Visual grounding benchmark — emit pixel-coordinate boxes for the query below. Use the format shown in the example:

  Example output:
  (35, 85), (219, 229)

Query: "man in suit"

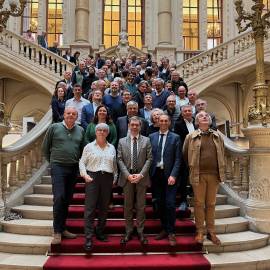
(37, 31), (48, 49)
(81, 89), (103, 130)
(139, 94), (153, 126)
(117, 116), (152, 245)
(149, 113), (182, 246)
(116, 101), (149, 140)
(174, 105), (196, 211)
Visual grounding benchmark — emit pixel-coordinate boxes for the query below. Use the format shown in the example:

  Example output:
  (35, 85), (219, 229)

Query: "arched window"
(22, 0), (39, 38)
(127, 0), (144, 48)
(207, 0), (222, 49)
(103, 0), (120, 48)
(183, 0), (199, 50)
(47, 0), (63, 47)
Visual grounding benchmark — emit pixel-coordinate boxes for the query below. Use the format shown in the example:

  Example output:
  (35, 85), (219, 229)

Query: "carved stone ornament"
(116, 31), (130, 58)
(249, 177), (270, 201)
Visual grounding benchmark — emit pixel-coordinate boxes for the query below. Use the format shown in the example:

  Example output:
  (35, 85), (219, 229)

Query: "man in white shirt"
(65, 84), (90, 125)
(117, 116), (152, 245)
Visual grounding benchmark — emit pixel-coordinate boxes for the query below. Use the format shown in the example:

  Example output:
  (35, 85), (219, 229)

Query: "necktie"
(132, 137), (138, 173)
(157, 134), (164, 163)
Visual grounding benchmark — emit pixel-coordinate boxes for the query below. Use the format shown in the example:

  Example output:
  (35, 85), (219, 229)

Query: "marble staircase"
(0, 172), (269, 270)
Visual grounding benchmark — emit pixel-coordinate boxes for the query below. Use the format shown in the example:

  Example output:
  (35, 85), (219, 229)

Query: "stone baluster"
(1, 162), (9, 194)
(225, 153), (233, 186)
(8, 158), (18, 191)
(31, 144), (38, 170)
(25, 151), (32, 178)
(18, 155), (26, 183)
(36, 141), (43, 167)
(233, 156), (241, 190)
(241, 156), (249, 191)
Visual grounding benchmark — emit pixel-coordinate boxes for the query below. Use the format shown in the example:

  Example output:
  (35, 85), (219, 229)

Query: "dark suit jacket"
(96, 58), (105, 69)
(37, 35), (47, 49)
(81, 103), (95, 130)
(149, 131), (182, 181)
(174, 118), (196, 144)
(116, 116), (149, 140)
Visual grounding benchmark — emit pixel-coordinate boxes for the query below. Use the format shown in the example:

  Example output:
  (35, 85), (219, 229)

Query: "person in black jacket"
(51, 86), (66, 123)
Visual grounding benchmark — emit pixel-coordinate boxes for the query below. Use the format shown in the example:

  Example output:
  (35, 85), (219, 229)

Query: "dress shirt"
(184, 119), (195, 134)
(79, 140), (117, 177)
(143, 107), (152, 125)
(65, 96), (90, 124)
(130, 135), (139, 170)
(92, 102), (100, 115)
(156, 130), (169, 168)
(175, 96), (189, 107)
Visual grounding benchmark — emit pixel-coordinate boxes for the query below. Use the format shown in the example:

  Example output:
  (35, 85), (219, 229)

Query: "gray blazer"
(117, 135), (152, 187)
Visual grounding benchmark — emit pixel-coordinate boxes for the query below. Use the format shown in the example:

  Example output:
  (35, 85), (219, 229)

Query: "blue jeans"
(51, 163), (78, 233)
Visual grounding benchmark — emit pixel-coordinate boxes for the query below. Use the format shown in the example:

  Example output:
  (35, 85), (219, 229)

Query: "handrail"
(2, 110), (52, 153)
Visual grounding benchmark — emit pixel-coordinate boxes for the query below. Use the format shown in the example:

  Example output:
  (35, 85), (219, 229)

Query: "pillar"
(158, 0), (172, 45)
(75, 0), (89, 42)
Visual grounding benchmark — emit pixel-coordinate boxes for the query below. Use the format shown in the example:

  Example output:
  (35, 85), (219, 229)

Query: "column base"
(155, 45), (176, 64)
(246, 200), (270, 233)
(70, 42), (93, 59)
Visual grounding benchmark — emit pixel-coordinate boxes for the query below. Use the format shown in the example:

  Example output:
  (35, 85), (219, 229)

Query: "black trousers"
(84, 171), (113, 238)
(152, 168), (177, 234)
(51, 163), (78, 233)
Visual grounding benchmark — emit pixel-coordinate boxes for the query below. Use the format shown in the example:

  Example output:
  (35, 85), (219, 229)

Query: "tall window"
(127, 0), (144, 48)
(207, 0), (222, 49)
(22, 0), (39, 38)
(263, 0), (270, 12)
(183, 0), (199, 50)
(103, 0), (120, 48)
(47, 0), (63, 47)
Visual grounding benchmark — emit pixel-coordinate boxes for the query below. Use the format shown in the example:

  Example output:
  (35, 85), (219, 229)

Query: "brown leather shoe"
(195, 232), (204, 244)
(62, 230), (77, 239)
(207, 232), (221, 245)
(155, 230), (168, 240)
(51, 233), (61, 245)
(168, 234), (176, 246)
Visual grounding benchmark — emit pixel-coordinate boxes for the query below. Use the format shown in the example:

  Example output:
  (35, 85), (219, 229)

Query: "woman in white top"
(79, 123), (117, 252)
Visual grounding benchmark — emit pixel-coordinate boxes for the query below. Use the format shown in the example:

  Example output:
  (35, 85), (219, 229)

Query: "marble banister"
(0, 29), (74, 76)
(176, 31), (256, 82)
(220, 131), (250, 198)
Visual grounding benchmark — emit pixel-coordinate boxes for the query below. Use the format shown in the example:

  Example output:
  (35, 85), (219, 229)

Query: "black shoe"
(138, 233), (148, 245)
(96, 232), (108, 242)
(84, 238), (92, 252)
(120, 233), (132, 244)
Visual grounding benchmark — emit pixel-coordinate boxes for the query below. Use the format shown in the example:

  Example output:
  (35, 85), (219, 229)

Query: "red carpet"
(43, 178), (211, 270)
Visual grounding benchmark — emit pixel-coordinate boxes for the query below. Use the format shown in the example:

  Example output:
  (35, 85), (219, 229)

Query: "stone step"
(24, 193), (227, 206)
(41, 175), (51, 184)
(33, 184), (52, 195)
(0, 252), (46, 270)
(12, 204), (239, 220)
(206, 245), (270, 269)
(1, 216), (248, 236)
(0, 232), (51, 255)
(203, 231), (269, 253)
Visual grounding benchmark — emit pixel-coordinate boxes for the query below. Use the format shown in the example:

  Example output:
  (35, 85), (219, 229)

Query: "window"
(263, 0), (270, 12)
(22, 0), (39, 38)
(103, 0), (120, 48)
(47, 0), (63, 47)
(127, 0), (144, 48)
(207, 0), (222, 49)
(183, 0), (199, 50)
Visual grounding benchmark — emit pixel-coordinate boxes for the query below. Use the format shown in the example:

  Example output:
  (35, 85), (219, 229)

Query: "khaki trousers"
(192, 174), (219, 234)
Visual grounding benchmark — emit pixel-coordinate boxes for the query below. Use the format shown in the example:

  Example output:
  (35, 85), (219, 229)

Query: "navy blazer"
(81, 103), (94, 130)
(149, 131), (182, 181)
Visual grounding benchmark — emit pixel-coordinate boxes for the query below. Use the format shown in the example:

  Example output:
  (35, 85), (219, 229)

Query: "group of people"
(42, 53), (225, 252)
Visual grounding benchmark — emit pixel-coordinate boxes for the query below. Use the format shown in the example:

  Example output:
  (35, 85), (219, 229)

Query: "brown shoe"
(51, 233), (61, 245)
(168, 234), (176, 246)
(155, 230), (168, 240)
(62, 230), (77, 239)
(195, 232), (204, 244)
(207, 232), (221, 245)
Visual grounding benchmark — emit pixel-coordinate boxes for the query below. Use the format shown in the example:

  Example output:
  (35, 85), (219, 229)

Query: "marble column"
(75, 0), (89, 42)
(242, 125), (270, 233)
(156, 0), (175, 64)
(158, 0), (172, 45)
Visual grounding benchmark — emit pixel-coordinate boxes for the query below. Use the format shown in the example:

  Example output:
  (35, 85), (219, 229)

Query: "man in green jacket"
(42, 106), (84, 245)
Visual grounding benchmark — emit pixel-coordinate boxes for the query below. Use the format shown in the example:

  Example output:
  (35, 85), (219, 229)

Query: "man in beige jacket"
(183, 111), (225, 245)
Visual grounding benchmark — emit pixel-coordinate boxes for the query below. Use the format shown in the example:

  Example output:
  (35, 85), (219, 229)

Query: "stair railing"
(0, 29), (74, 76)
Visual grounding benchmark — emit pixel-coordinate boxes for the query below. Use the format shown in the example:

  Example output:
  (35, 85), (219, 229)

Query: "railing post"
(25, 151), (32, 178)
(225, 153), (233, 186)
(233, 156), (242, 190)
(18, 155), (26, 184)
(8, 158), (18, 191)
(241, 156), (249, 191)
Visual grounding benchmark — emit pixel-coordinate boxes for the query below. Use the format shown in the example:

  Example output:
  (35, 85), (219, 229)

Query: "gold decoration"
(0, 0), (26, 32)
(235, 0), (270, 126)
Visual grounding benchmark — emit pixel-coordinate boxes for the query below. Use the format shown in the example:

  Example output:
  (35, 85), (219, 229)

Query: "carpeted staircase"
(44, 177), (211, 270)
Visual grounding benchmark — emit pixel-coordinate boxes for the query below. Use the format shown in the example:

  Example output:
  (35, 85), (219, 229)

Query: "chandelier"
(0, 0), (26, 32)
